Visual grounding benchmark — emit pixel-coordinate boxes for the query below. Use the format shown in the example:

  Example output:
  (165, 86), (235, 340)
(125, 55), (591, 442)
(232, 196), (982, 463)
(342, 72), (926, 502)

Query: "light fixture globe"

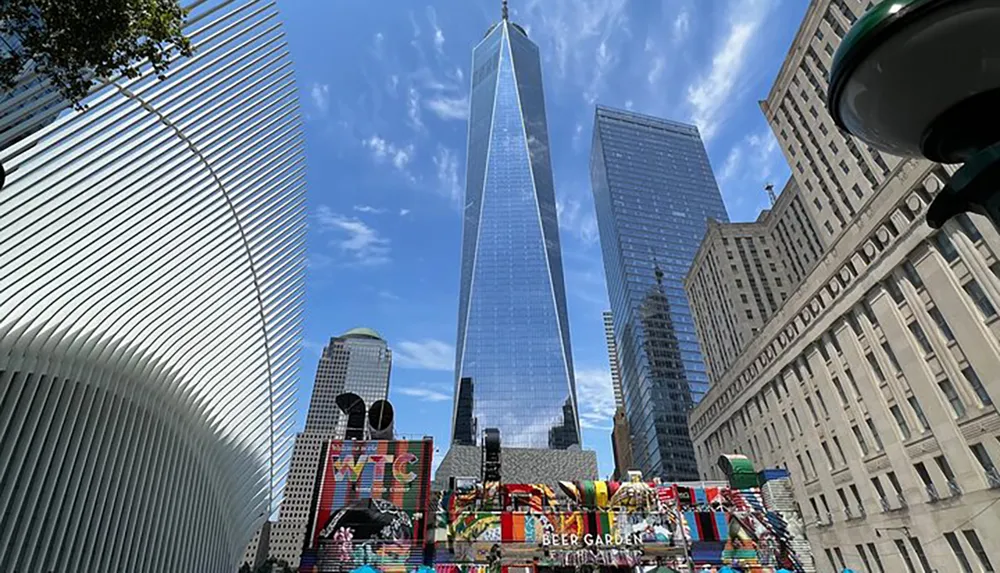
(827, 0), (1000, 163)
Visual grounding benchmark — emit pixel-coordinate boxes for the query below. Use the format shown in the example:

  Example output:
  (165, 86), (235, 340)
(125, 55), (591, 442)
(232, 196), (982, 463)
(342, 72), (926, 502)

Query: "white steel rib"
(0, 1), (304, 570)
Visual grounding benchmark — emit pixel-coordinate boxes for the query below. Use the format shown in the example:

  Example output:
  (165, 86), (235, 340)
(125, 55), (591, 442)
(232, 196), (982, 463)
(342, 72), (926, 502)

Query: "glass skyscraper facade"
(452, 13), (580, 449)
(590, 106), (729, 479)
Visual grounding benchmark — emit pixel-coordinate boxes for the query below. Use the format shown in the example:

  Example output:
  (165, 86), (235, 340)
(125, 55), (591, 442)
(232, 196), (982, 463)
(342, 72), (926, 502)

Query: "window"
(847, 311), (862, 334)
(956, 213), (983, 242)
(834, 547), (848, 569)
(909, 537), (933, 573)
(852, 424), (870, 455)
(867, 352), (886, 382)
(867, 542), (886, 573)
(833, 436), (847, 465)
(808, 496), (820, 517)
(850, 483), (864, 509)
(909, 321), (934, 354)
(825, 220), (834, 234)
(902, 260), (923, 288)
(890, 405), (912, 440)
(885, 279), (905, 303)
(895, 539), (917, 573)
(908, 396), (931, 432)
(882, 342), (903, 373)
(962, 530), (994, 572)
(871, 476), (888, 500)
(816, 390), (830, 417)
(745, 309), (753, 319)
(963, 280), (997, 318)
(845, 368), (861, 397)
(945, 532), (974, 573)
(933, 232), (959, 262)
(741, 293), (748, 304)
(961, 366), (992, 406)
(940, 380), (967, 417)
(928, 307), (955, 341)
(857, 544), (874, 573)
(866, 417), (884, 450)
(970, 443), (999, 481)
(935, 455), (957, 483)
(804, 397), (819, 424)
(783, 413), (794, 437)
(822, 441), (836, 468)
(824, 549), (837, 572)
(832, 377), (848, 405)
(806, 451), (818, 475)
(914, 461), (933, 486)
(797, 455), (809, 479)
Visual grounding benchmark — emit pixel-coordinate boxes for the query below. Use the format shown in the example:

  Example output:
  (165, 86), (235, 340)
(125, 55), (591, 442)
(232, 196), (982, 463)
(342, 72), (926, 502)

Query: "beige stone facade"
(688, 1), (1000, 572)
(686, 182), (826, 382)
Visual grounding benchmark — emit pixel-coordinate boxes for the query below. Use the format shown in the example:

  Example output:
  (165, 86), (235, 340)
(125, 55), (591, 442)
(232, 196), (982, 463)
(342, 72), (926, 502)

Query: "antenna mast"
(765, 183), (777, 205)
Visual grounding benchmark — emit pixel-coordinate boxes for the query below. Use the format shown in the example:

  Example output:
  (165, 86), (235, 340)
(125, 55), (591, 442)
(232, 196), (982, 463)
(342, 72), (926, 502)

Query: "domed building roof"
(341, 327), (383, 340)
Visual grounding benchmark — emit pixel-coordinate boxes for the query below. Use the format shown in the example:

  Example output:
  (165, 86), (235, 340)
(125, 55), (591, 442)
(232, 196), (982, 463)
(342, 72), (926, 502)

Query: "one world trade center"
(451, 2), (580, 449)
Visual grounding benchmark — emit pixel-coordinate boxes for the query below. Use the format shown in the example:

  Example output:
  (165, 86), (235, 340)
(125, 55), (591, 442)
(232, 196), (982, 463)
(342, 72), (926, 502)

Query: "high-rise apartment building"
(603, 310), (624, 407)
(687, 179), (827, 381)
(604, 309), (632, 479)
(0, 1), (304, 570)
(269, 329), (391, 567)
(590, 105), (728, 480)
(690, 1), (1000, 571)
(452, 6), (579, 449)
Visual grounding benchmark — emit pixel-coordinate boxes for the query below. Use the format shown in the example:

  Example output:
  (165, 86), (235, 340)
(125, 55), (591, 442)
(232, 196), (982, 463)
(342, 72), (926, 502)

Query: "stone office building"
(687, 1), (1000, 572)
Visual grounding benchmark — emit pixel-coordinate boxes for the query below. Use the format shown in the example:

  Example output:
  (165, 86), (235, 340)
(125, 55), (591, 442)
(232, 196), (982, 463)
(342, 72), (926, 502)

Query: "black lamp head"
(827, 0), (1000, 164)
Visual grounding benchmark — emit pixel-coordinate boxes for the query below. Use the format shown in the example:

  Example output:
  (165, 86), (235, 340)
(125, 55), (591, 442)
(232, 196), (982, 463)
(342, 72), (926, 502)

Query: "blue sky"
(278, 0), (808, 477)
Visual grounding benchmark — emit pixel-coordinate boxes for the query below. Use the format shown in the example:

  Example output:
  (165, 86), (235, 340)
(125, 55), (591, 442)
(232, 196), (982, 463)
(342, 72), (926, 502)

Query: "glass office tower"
(590, 106), (729, 479)
(452, 9), (580, 449)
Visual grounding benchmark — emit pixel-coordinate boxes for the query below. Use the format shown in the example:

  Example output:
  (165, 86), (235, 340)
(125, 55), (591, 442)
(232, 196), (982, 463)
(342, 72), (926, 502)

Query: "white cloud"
(720, 146), (742, 182)
(673, 10), (691, 43)
(647, 56), (665, 86)
(394, 339), (455, 371)
(363, 135), (415, 173)
(315, 206), (391, 266)
(407, 87), (423, 131)
(399, 208), (411, 216)
(556, 197), (599, 245)
(354, 205), (386, 214)
(625, 99), (634, 110)
(425, 6), (445, 53)
(397, 386), (451, 402)
(425, 96), (469, 121)
(374, 32), (385, 56)
(310, 83), (330, 114)
(686, 0), (776, 140)
(574, 367), (616, 430)
(584, 40), (616, 104)
(433, 145), (462, 204)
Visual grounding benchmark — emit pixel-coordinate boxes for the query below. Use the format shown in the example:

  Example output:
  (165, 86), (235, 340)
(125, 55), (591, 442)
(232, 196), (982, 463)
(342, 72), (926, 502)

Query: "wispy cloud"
(433, 145), (462, 204)
(426, 6), (445, 54)
(397, 385), (451, 402)
(362, 135), (416, 175)
(399, 208), (411, 216)
(310, 82), (330, 114)
(556, 197), (599, 245)
(673, 10), (691, 43)
(315, 206), (391, 266)
(354, 205), (386, 214)
(394, 339), (455, 371)
(574, 367), (616, 430)
(686, 0), (776, 140)
(407, 87), (424, 131)
(425, 96), (469, 121)
(717, 125), (785, 219)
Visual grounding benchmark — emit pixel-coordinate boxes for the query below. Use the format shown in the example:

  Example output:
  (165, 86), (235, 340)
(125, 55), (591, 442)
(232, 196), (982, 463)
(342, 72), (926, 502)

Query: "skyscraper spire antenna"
(502, 0), (509, 20)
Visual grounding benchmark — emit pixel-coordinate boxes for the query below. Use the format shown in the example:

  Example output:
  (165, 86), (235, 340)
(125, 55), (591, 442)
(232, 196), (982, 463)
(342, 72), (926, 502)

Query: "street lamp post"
(826, 0), (1000, 229)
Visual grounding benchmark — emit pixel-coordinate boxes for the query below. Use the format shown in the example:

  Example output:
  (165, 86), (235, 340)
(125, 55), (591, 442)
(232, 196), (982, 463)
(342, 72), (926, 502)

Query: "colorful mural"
(299, 439), (434, 573)
(431, 473), (809, 572)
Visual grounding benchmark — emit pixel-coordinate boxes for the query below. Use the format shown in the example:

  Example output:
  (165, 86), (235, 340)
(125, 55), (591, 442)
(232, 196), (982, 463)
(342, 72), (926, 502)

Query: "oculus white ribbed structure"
(0, 1), (304, 570)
